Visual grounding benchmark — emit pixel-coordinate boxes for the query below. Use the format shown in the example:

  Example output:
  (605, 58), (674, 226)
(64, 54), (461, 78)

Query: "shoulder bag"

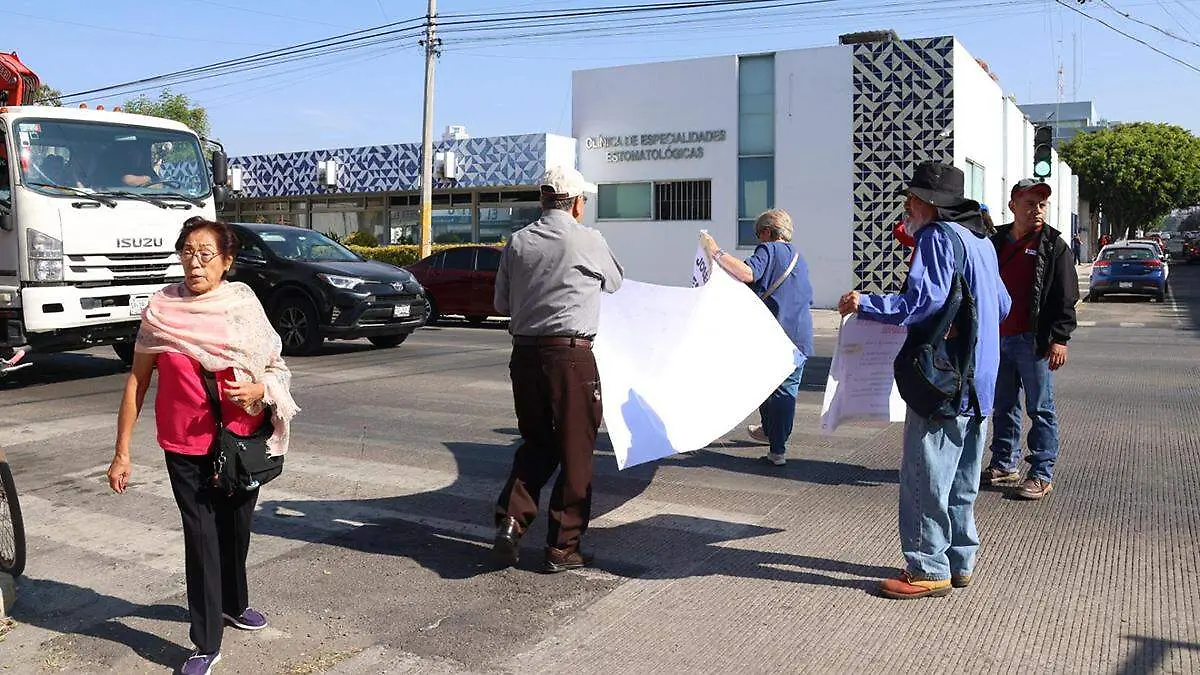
(200, 370), (284, 495)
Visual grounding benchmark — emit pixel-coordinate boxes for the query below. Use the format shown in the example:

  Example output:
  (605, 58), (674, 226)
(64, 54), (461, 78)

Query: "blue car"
(1090, 245), (1168, 302)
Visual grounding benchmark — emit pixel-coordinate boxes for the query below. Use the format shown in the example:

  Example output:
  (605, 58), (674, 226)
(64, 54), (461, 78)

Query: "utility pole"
(418, 0), (438, 258)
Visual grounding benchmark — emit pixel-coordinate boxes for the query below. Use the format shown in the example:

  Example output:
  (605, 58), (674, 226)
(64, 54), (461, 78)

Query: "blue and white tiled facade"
(851, 37), (956, 295)
(229, 133), (556, 198)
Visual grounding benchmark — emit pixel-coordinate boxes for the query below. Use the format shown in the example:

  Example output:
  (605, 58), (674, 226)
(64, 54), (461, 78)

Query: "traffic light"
(1033, 124), (1054, 179)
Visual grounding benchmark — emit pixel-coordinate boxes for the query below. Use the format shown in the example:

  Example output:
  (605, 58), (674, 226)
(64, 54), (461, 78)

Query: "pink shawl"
(135, 281), (299, 456)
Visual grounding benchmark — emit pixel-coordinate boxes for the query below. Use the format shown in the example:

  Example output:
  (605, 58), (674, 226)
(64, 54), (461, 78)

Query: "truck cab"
(0, 105), (220, 364)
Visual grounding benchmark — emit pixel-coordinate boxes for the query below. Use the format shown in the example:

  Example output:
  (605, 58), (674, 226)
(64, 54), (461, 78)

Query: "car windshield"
(14, 118), (209, 198)
(1102, 248), (1154, 261)
(257, 229), (362, 262)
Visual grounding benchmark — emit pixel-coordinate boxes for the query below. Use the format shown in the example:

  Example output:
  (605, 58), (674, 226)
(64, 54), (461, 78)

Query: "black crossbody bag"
(200, 371), (283, 495)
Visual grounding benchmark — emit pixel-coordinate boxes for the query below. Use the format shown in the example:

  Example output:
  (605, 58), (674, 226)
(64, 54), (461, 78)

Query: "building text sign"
(584, 130), (727, 163)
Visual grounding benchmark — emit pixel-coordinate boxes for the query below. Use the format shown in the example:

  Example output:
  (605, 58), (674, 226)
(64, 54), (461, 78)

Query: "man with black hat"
(838, 161), (1010, 599)
(980, 179), (1078, 501)
(491, 165), (623, 573)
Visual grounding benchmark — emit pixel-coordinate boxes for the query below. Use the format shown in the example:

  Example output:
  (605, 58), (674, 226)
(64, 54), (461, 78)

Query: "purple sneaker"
(181, 651), (221, 675)
(222, 607), (268, 631)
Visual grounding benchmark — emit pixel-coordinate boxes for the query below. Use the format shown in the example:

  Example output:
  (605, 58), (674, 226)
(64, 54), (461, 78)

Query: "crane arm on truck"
(0, 52), (41, 107)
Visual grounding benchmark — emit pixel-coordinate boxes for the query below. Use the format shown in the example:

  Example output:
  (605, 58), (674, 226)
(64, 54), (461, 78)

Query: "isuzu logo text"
(115, 238), (163, 248)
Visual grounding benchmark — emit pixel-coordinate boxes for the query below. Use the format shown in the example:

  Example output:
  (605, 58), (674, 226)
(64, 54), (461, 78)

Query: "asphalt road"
(0, 264), (1197, 674)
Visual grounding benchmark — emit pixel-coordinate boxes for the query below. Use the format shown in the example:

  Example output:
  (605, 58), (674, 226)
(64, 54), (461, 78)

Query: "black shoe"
(493, 516), (523, 567)
(542, 546), (593, 574)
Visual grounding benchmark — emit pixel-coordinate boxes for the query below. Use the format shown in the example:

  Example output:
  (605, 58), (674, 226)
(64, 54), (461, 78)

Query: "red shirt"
(155, 352), (266, 455)
(999, 229), (1041, 337)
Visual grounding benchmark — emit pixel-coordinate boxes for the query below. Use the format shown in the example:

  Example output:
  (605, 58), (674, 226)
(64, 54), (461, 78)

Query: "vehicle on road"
(1090, 245), (1168, 302)
(228, 223), (427, 355)
(405, 244), (504, 326)
(1, 52), (227, 368)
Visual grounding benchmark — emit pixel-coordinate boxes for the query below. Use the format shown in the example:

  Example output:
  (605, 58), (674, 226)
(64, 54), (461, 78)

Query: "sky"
(9, 0), (1200, 156)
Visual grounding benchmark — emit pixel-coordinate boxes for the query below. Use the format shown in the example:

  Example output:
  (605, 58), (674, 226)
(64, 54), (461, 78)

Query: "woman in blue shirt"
(701, 209), (814, 466)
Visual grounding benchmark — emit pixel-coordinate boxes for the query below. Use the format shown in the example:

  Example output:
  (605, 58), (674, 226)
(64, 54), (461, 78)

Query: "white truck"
(0, 104), (229, 368)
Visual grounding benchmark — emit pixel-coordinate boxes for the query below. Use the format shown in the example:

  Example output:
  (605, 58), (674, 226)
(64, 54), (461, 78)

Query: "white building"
(573, 34), (1077, 307)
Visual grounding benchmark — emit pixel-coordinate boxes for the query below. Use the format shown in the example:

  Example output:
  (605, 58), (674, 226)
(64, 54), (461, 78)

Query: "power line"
(1056, 0), (1200, 74)
(1, 7), (275, 47)
(1098, 0), (1200, 48)
(180, 0), (348, 29)
(55, 17), (427, 103)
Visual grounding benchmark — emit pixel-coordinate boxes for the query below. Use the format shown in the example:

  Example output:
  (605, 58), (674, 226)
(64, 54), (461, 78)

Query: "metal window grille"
(654, 180), (712, 221)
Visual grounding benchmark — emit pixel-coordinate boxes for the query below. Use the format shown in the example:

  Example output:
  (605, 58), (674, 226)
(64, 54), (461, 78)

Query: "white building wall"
(773, 46), (855, 308)
(952, 43), (1006, 215)
(573, 57), (739, 288)
(999, 96), (1029, 224)
(545, 134), (578, 173)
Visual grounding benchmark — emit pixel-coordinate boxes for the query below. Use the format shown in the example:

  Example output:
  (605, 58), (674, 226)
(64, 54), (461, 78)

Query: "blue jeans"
(758, 359), (806, 456)
(988, 332), (1061, 482)
(899, 410), (988, 580)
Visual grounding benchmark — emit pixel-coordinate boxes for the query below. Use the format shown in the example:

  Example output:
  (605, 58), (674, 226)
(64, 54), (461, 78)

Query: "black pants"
(165, 452), (258, 654)
(495, 344), (603, 551)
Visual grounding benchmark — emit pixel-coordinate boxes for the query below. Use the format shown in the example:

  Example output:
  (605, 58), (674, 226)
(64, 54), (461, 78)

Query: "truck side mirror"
(211, 150), (229, 187)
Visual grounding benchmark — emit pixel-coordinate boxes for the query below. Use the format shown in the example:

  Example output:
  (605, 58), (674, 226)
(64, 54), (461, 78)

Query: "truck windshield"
(258, 229), (363, 263)
(14, 118), (209, 199)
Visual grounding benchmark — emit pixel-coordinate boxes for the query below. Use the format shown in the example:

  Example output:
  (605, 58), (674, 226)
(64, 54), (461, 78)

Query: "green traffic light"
(1034, 160), (1052, 178)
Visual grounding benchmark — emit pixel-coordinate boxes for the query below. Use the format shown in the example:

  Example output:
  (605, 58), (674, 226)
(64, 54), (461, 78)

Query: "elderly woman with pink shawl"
(107, 218), (298, 675)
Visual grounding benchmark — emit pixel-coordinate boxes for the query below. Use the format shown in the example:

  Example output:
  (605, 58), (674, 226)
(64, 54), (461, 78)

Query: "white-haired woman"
(701, 209), (814, 466)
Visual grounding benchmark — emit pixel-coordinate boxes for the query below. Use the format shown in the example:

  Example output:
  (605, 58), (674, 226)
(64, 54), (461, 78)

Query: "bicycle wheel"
(0, 461), (26, 578)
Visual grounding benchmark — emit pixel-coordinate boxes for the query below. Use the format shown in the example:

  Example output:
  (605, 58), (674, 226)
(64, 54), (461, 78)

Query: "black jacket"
(991, 222), (1079, 357)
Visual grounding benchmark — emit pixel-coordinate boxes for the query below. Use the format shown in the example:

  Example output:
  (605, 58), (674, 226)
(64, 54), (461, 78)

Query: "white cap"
(541, 165), (597, 199)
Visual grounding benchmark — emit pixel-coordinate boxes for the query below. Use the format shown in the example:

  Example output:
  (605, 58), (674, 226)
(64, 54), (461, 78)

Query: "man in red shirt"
(982, 179), (1078, 500)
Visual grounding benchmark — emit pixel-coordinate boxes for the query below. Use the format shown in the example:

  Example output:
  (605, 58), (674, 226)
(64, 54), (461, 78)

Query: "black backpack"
(893, 222), (980, 420)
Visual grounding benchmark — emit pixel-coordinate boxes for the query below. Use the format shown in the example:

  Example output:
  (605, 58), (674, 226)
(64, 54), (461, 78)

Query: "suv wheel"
(273, 295), (322, 356)
(368, 334), (409, 348)
(424, 295), (439, 326)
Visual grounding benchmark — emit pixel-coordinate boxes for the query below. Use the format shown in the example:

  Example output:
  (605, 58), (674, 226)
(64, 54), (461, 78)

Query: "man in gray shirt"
(492, 166), (623, 573)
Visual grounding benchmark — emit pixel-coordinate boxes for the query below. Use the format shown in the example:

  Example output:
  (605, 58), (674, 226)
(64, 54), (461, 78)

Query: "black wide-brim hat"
(901, 161), (979, 210)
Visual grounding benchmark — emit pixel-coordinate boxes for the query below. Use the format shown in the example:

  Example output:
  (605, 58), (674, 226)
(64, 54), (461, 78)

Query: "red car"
(406, 245), (504, 325)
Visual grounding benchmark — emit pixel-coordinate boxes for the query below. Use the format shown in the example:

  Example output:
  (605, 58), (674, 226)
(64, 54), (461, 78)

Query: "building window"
(598, 181), (713, 221)
(738, 53), (775, 246)
(598, 182), (653, 220)
(655, 180), (712, 221)
(965, 159), (985, 202)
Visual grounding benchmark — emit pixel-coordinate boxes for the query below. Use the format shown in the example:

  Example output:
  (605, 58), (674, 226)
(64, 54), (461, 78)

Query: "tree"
(121, 89), (211, 138)
(1182, 210), (1200, 232)
(1061, 122), (1200, 236)
(31, 84), (62, 106)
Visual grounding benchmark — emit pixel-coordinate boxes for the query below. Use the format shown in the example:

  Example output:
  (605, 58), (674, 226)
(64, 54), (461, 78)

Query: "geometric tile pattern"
(159, 161), (207, 194)
(852, 37), (955, 294)
(228, 134), (550, 199)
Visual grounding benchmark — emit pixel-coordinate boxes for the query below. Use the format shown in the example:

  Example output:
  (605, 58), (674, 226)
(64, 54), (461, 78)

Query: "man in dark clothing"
(981, 179), (1079, 500)
(492, 166), (623, 573)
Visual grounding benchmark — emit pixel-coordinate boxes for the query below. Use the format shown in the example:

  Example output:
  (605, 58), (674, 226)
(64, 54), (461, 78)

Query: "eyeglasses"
(179, 249), (220, 264)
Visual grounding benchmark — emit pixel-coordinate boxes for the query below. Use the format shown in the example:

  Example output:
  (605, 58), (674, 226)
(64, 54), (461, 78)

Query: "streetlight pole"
(419, 0), (438, 258)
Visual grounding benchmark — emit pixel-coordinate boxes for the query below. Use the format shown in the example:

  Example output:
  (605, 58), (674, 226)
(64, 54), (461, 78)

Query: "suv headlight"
(317, 273), (365, 290)
(28, 230), (64, 281)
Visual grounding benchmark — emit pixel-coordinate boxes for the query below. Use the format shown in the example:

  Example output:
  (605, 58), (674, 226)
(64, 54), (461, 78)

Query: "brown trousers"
(495, 344), (603, 551)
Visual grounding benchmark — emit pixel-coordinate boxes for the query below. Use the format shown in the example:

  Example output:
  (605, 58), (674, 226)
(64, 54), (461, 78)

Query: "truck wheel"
(272, 296), (322, 356)
(113, 343), (135, 367)
(368, 334), (409, 348)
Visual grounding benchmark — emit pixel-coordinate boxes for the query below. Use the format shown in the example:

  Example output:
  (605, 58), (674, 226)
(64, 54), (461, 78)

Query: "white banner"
(819, 315), (907, 433)
(594, 240), (798, 469)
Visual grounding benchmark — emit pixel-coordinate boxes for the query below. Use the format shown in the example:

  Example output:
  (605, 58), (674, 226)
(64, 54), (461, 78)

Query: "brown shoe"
(980, 466), (1021, 486)
(493, 516), (524, 567)
(542, 546), (593, 574)
(951, 573), (972, 588)
(878, 571), (952, 600)
(1014, 477), (1053, 500)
